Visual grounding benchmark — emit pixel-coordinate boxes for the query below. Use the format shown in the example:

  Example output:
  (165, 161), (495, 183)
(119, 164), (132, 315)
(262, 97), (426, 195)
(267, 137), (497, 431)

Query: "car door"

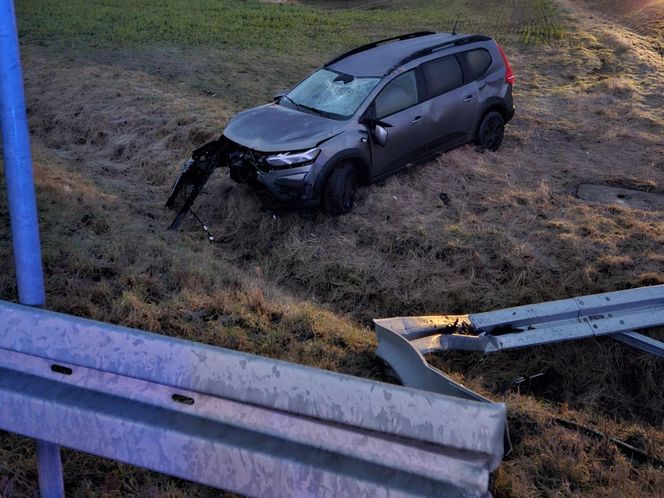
(421, 54), (477, 151)
(456, 48), (495, 129)
(368, 69), (431, 179)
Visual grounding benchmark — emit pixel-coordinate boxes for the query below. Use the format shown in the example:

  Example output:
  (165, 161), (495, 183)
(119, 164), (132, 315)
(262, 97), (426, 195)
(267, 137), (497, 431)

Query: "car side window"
(458, 49), (492, 82)
(422, 55), (464, 99)
(374, 70), (419, 119)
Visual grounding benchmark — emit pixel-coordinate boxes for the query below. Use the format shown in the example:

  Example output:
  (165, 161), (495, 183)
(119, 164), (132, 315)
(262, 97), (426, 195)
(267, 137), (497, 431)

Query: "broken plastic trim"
(165, 137), (231, 230)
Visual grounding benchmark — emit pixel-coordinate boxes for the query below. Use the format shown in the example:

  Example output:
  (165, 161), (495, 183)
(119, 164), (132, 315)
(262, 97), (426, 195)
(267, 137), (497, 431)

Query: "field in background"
(576, 0), (664, 53)
(16, 0), (564, 47)
(1, 0), (663, 496)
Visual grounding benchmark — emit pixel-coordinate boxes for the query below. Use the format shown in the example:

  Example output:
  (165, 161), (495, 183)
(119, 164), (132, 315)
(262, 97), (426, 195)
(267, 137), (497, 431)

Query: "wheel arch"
(314, 151), (370, 197)
(475, 99), (509, 140)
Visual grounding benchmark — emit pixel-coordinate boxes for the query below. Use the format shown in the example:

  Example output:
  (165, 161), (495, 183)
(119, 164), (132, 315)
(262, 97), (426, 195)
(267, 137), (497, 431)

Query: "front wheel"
(477, 111), (505, 151)
(323, 163), (356, 215)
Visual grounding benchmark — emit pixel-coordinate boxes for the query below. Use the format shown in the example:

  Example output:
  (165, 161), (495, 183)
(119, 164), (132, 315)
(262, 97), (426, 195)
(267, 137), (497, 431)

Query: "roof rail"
(324, 31), (436, 67)
(385, 34), (491, 75)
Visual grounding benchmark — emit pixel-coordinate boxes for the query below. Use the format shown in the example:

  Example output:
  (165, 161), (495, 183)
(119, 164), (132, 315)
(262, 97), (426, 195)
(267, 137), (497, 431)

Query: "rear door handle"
(412, 116), (423, 124)
(464, 95), (476, 102)
(478, 80), (487, 90)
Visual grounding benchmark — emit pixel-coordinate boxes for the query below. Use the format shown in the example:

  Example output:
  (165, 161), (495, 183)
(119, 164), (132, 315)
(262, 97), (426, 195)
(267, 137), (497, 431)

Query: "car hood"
(223, 103), (345, 153)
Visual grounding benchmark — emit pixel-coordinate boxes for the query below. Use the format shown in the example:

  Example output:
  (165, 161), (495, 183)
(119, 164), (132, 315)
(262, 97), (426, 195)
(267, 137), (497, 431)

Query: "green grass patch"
(16, 0), (565, 52)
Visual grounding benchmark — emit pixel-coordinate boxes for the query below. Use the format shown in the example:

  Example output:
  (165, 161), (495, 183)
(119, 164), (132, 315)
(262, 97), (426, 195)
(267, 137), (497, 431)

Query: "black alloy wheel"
(478, 111), (505, 151)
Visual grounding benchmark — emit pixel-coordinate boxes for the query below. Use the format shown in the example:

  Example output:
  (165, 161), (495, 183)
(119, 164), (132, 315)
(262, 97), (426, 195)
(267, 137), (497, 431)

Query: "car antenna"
(451, 14), (460, 35)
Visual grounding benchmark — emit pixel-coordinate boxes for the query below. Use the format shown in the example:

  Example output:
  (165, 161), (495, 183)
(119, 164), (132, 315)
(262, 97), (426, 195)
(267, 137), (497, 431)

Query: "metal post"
(0, 1), (64, 496)
(36, 442), (64, 498)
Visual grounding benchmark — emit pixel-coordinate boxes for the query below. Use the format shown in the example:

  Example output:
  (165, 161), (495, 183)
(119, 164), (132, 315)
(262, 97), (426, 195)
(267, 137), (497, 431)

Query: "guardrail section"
(374, 285), (664, 409)
(0, 300), (506, 498)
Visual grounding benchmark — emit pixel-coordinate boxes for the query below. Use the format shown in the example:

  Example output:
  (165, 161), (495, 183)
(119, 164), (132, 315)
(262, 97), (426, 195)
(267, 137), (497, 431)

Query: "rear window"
(422, 56), (463, 98)
(458, 49), (492, 82)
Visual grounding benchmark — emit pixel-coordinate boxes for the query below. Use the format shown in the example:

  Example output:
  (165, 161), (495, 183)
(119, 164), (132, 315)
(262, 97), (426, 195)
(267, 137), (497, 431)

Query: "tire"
(477, 111), (505, 151)
(323, 162), (356, 215)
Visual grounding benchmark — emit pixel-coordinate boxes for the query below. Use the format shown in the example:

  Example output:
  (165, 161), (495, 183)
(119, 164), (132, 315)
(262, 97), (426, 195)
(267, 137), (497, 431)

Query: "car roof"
(326, 32), (487, 78)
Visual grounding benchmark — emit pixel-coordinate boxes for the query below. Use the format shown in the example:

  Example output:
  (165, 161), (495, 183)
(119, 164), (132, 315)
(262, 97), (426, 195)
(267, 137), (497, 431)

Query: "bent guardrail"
(374, 285), (664, 411)
(0, 301), (507, 498)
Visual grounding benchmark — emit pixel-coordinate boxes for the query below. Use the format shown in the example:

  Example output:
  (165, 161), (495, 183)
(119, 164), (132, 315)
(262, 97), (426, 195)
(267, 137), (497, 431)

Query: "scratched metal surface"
(375, 285), (664, 355)
(0, 300), (506, 497)
(374, 285), (664, 461)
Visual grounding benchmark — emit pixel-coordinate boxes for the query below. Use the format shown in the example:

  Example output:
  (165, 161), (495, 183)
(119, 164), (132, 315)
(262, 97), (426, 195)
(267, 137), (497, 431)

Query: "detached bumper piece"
(0, 301), (506, 498)
(374, 285), (664, 413)
(165, 137), (231, 229)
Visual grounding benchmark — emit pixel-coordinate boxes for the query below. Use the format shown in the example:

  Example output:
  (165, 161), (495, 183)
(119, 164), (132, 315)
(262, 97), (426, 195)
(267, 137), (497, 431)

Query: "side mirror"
(374, 125), (388, 147)
(272, 91), (287, 102)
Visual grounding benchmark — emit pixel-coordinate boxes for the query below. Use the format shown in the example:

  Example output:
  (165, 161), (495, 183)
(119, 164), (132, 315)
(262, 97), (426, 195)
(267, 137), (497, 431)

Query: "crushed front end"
(226, 139), (319, 205)
(165, 136), (320, 229)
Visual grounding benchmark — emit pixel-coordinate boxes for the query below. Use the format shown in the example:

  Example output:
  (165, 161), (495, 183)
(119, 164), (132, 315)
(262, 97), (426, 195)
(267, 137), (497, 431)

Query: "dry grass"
(576, 0), (664, 54)
(1, 0), (664, 496)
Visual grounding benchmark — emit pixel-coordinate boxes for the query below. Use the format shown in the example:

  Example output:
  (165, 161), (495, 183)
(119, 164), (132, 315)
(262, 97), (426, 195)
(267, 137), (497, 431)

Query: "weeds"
(1, 0), (663, 496)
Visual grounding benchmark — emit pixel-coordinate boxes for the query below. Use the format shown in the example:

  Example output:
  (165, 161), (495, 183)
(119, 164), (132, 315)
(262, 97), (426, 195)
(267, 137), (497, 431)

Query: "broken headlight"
(266, 148), (320, 169)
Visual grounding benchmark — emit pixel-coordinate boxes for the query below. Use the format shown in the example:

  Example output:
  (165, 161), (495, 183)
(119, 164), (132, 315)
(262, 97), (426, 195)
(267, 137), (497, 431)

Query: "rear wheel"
(323, 163), (356, 215)
(477, 111), (505, 151)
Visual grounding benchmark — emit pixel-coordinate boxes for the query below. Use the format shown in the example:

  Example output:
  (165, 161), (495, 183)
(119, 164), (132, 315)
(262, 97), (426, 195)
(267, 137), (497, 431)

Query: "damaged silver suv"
(166, 31), (515, 226)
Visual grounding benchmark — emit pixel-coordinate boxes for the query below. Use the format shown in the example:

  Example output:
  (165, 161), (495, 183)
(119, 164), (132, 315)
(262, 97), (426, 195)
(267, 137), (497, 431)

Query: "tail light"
(495, 43), (514, 85)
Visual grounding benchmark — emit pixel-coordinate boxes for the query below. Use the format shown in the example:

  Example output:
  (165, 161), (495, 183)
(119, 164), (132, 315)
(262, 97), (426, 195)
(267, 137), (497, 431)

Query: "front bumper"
(232, 158), (321, 205)
(223, 135), (329, 205)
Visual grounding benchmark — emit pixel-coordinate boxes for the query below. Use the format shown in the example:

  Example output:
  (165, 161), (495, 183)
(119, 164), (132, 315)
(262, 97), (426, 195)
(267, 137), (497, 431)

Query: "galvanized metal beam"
(469, 285), (664, 351)
(374, 286), (664, 431)
(612, 331), (664, 358)
(376, 285), (664, 356)
(374, 314), (490, 403)
(0, 301), (506, 497)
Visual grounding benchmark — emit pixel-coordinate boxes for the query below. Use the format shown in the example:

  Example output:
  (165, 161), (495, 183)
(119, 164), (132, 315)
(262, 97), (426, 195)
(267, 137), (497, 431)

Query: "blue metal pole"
(35, 441), (64, 498)
(0, 0), (44, 304)
(0, 1), (64, 496)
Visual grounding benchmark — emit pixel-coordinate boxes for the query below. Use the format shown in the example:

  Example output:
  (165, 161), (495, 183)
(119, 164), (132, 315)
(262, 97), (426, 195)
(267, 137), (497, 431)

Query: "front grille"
(227, 142), (270, 173)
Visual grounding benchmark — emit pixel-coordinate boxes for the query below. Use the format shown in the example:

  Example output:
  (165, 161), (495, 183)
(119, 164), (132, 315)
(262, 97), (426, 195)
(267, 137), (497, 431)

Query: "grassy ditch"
(1, 0), (663, 496)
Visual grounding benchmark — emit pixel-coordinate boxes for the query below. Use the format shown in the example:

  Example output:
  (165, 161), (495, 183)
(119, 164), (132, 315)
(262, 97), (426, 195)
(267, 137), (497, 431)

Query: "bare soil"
(1, 1), (663, 497)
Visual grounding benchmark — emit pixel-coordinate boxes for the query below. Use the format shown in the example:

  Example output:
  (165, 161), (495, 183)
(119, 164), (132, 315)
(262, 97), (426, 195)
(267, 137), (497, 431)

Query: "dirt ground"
(1, 0), (663, 496)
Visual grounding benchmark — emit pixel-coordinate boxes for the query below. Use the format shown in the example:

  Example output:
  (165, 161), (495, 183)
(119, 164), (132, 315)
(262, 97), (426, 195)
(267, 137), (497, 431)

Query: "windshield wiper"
(281, 94), (301, 111)
(297, 103), (341, 120)
(282, 94), (343, 120)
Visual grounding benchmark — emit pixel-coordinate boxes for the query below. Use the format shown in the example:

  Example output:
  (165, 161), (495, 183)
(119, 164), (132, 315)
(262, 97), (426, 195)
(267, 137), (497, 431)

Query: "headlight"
(266, 148), (320, 168)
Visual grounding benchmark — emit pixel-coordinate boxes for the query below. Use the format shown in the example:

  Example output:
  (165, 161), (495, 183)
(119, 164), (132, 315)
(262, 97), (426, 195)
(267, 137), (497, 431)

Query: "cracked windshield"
(286, 69), (380, 119)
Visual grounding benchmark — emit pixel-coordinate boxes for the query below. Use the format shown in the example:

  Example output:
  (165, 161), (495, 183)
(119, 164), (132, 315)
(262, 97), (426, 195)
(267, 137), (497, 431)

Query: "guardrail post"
(0, 1), (64, 496)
